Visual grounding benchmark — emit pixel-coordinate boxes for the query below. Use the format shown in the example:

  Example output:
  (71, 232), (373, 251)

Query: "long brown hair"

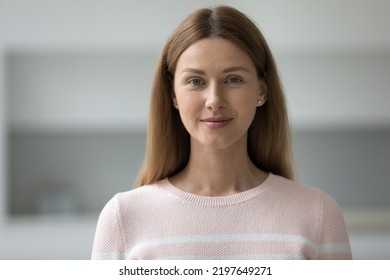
(137, 5), (294, 186)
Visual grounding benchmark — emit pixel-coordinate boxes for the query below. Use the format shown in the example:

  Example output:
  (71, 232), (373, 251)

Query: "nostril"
(207, 103), (227, 111)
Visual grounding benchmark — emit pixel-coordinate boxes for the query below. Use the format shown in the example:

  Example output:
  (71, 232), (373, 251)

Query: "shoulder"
(269, 173), (331, 197)
(108, 179), (164, 206)
(267, 174), (342, 214)
(267, 174), (313, 196)
(267, 174), (349, 236)
(100, 179), (169, 217)
(92, 181), (165, 260)
(268, 175), (351, 259)
(115, 180), (163, 201)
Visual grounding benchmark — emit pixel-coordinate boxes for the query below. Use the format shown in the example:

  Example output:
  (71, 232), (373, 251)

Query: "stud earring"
(257, 100), (262, 106)
(175, 104), (179, 110)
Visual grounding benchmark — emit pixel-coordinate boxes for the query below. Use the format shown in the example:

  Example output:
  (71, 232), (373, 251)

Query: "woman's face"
(173, 37), (266, 150)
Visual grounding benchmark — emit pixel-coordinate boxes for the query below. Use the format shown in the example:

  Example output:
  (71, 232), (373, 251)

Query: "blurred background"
(0, 0), (389, 259)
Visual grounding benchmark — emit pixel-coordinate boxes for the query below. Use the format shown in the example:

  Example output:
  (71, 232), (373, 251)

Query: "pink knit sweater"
(92, 174), (352, 260)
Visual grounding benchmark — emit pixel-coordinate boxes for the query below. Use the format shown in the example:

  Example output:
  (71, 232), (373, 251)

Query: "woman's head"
(137, 5), (294, 186)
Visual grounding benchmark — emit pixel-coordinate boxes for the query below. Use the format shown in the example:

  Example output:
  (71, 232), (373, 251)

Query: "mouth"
(200, 117), (234, 128)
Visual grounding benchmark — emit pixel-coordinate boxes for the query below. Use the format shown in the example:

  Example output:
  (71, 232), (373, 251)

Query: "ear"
(172, 97), (178, 109)
(172, 90), (179, 109)
(258, 80), (268, 104)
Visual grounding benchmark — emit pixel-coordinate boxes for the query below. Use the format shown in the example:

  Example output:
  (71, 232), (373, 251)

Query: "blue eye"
(226, 76), (242, 84)
(188, 78), (205, 86)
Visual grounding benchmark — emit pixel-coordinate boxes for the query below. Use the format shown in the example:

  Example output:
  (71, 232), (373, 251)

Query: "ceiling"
(1, 0), (389, 53)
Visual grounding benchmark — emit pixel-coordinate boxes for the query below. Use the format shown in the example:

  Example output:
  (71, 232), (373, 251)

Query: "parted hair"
(136, 5), (294, 186)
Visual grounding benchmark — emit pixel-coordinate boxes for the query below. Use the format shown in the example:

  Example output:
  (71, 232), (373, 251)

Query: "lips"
(200, 116), (234, 128)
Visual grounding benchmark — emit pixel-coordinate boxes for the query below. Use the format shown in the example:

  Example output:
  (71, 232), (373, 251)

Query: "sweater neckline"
(158, 173), (274, 207)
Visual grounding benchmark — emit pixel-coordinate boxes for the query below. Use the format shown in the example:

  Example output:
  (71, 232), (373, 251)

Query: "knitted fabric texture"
(92, 174), (352, 260)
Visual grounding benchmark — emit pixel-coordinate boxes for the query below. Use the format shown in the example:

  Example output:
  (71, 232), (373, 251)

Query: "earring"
(257, 100), (262, 106)
(175, 104), (179, 110)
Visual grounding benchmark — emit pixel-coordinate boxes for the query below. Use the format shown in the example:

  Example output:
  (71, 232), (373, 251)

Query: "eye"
(188, 78), (205, 87)
(225, 76), (243, 84)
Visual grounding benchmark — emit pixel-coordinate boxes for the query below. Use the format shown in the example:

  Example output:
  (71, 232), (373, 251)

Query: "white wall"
(1, 0), (390, 51)
(7, 52), (157, 131)
(0, 0), (389, 259)
(278, 52), (390, 128)
(0, 50), (6, 223)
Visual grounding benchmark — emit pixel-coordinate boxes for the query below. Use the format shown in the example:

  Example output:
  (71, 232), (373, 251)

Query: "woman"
(92, 5), (352, 260)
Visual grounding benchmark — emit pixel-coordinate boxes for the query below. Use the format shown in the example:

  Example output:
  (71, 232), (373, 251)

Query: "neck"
(170, 136), (267, 196)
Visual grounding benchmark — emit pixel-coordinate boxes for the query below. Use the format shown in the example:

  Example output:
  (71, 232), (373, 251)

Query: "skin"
(169, 37), (268, 196)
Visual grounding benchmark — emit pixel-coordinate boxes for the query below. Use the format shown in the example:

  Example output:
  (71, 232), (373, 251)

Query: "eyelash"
(225, 76), (243, 84)
(188, 78), (205, 86)
(187, 76), (243, 87)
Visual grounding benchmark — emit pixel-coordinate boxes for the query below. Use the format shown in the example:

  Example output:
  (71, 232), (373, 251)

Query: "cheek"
(234, 93), (258, 110)
(233, 94), (259, 124)
(175, 90), (202, 113)
(176, 96), (201, 127)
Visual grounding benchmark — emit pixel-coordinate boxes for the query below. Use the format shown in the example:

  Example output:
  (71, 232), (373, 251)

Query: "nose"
(205, 83), (226, 111)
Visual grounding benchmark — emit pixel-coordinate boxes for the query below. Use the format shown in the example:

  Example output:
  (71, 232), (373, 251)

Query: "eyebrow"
(222, 66), (250, 73)
(180, 68), (205, 75)
(180, 66), (250, 75)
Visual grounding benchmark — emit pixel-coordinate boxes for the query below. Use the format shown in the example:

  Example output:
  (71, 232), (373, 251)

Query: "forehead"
(175, 37), (256, 73)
